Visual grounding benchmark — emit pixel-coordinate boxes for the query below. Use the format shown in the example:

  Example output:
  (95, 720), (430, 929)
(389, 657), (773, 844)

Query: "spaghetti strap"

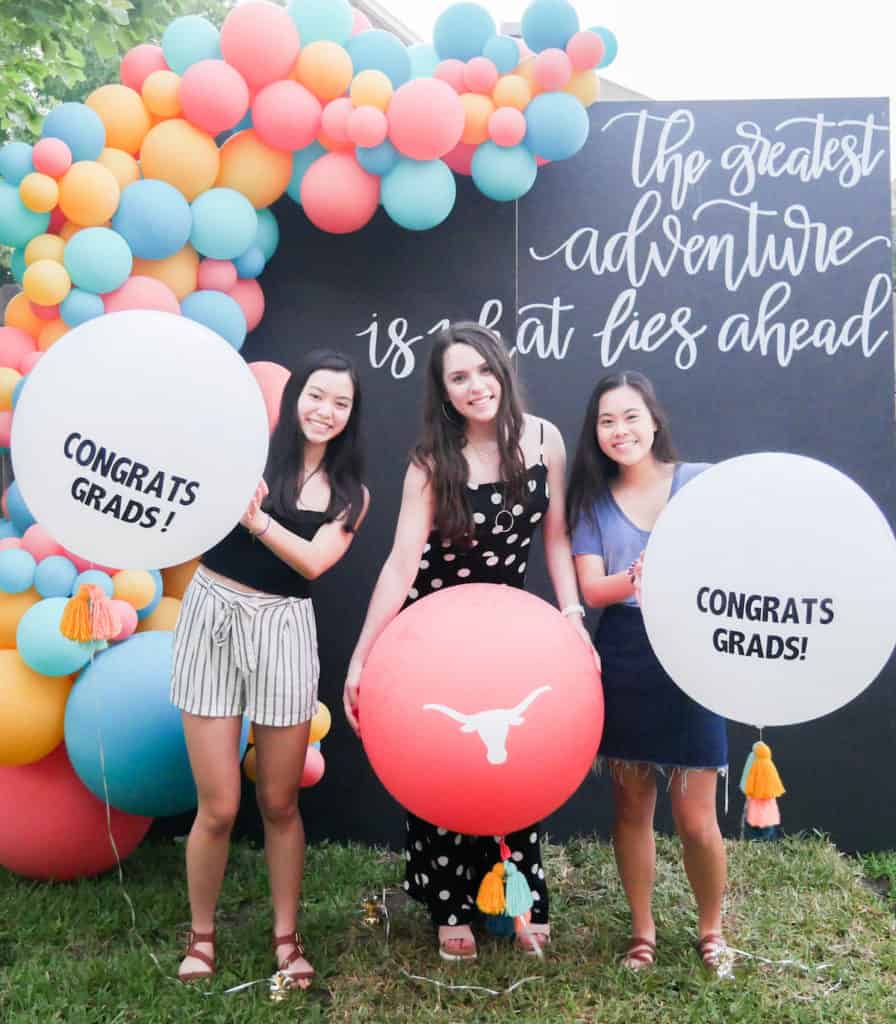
(539, 420), (545, 465)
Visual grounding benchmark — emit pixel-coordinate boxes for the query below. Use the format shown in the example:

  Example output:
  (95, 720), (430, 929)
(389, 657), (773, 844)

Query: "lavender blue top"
(571, 462), (710, 607)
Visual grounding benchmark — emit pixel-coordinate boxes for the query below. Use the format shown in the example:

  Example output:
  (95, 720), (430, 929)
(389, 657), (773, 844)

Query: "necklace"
(297, 461), (323, 508)
(469, 440), (515, 535)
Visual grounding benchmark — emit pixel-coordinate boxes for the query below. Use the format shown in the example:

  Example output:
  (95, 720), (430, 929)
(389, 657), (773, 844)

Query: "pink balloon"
(517, 39), (534, 60)
(103, 276), (180, 316)
(301, 746), (325, 787)
(489, 107), (527, 148)
(0, 538), (22, 551)
(62, 547), (118, 575)
(110, 599), (138, 642)
(320, 98), (354, 146)
(567, 30), (605, 71)
(197, 259), (238, 292)
(220, 2), (300, 92)
(249, 361), (290, 433)
(387, 79), (464, 161)
(351, 7), (372, 34)
(228, 279), (266, 332)
(48, 207), (66, 235)
(434, 59), (466, 94)
(120, 44), (169, 92)
(30, 302), (59, 322)
(32, 138), (72, 179)
(253, 81), (322, 152)
(464, 57), (499, 95)
(1, 488), (6, 518)
(0, 327), (37, 371)
(180, 59), (250, 135)
(20, 524), (64, 562)
(534, 49), (573, 91)
(0, 412), (11, 450)
(347, 106), (388, 148)
(301, 152), (380, 234)
(442, 141), (477, 176)
(536, 156), (551, 167)
(18, 351), (43, 375)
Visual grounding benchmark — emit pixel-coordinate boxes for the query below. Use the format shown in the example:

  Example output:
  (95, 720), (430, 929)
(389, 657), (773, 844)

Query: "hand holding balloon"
(240, 479), (269, 533)
(342, 659), (362, 738)
(568, 615), (601, 673)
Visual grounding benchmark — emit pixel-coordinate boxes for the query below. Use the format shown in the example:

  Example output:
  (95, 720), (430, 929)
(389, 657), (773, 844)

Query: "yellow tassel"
(744, 741), (785, 800)
(59, 586), (94, 642)
(476, 862), (506, 915)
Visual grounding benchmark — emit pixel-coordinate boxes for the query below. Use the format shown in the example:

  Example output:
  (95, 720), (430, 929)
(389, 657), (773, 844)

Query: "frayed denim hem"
(594, 756), (730, 815)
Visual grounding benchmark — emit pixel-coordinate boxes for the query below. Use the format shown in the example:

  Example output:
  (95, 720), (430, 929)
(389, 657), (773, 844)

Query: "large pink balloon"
(348, 106), (389, 148)
(388, 79), (464, 161)
(253, 81), (322, 152)
(301, 152), (380, 234)
(20, 524), (64, 562)
(228, 279), (266, 332)
(120, 44), (169, 92)
(198, 258), (238, 292)
(249, 360), (290, 432)
(103, 276), (180, 315)
(179, 59), (250, 135)
(220, 2), (301, 92)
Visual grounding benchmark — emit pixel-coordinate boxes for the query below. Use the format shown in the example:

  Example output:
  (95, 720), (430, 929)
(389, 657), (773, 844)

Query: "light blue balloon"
(64, 228), (133, 294)
(591, 26), (618, 68)
(0, 181), (50, 248)
(17, 597), (93, 676)
(254, 208), (279, 262)
(0, 142), (34, 185)
(287, 0), (353, 44)
(287, 142), (327, 203)
(382, 159), (456, 231)
(10, 248), (26, 284)
(112, 180), (192, 261)
(190, 187), (258, 260)
(235, 246), (265, 279)
(472, 142), (538, 202)
(5, 481), (35, 534)
(181, 290), (248, 350)
(60, 289), (105, 327)
(34, 555), (78, 599)
(525, 91), (590, 161)
(433, 3), (496, 62)
(346, 29), (412, 87)
(0, 548), (36, 594)
(162, 15), (221, 75)
(11, 376), (25, 409)
(408, 43), (440, 79)
(136, 569), (164, 621)
(41, 103), (105, 162)
(356, 139), (400, 177)
(521, 0), (580, 53)
(72, 569), (114, 597)
(482, 34), (521, 74)
(0, 519), (20, 540)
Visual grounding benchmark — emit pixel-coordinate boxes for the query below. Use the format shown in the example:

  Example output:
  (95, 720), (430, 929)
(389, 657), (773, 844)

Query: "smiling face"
(595, 385), (658, 467)
(297, 369), (355, 445)
(441, 342), (503, 425)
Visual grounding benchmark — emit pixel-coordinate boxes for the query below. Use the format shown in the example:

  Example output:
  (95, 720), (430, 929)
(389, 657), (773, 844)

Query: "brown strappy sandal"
(273, 931), (315, 987)
(177, 928), (216, 983)
(696, 932), (726, 971)
(621, 935), (656, 970)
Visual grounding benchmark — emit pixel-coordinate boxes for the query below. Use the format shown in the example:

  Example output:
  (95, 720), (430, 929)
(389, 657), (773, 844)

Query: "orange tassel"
(88, 585), (121, 640)
(59, 586), (93, 642)
(744, 742), (785, 800)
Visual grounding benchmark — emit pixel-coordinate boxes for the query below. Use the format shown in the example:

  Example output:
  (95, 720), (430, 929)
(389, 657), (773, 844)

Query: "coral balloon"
(294, 41), (354, 102)
(24, 233), (65, 266)
(103, 276), (180, 315)
(301, 152), (380, 234)
(388, 79), (464, 160)
(0, 326), (36, 370)
(253, 81), (322, 152)
(534, 49), (574, 91)
(220, 1), (301, 92)
(20, 524), (64, 563)
(31, 301), (61, 323)
(347, 106), (388, 148)
(567, 30), (605, 71)
(460, 93), (495, 146)
(0, 590), (39, 647)
(216, 130), (292, 208)
(197, 258), (238, 292)
(180, 60), (250, 135)
(301, 745), (325, 787)
(140, 119), (220, 202)
(31, 139), (72, 179)
(142, 70), (182, 119)
(442, 140), (476, 176)
(86, 84), (152, 155)
(434, 59), (466, 93)
(131, 245), (199, 301)
(227, 278), (265, 331)
(350, 69), (393, 111)
(489, 107), (527, 148)
(4, 294), (43, 340)
(23, 260), (71, 307)
(249, 360), (290, 431)
(136, 595), (182, 632)
(58, 161), (121, 226)
(0, 651), (72, 765)
(96, 147), (141, 190)
(464, 57), (499, 95)
(38, 319), (69, 350)
(120, 44), (169, 92)
(321, 98), (354, 145)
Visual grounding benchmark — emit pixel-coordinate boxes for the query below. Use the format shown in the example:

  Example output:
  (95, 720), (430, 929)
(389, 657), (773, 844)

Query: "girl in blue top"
(566, 371), (728, 972)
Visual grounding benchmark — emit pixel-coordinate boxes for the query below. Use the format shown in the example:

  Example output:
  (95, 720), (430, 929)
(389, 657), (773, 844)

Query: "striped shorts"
(170, 567), (319, 727)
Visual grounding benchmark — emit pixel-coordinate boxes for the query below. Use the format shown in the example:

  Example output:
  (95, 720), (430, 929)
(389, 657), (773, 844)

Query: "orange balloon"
(19, 173), (59, 213)
(136, 596), (182, 632)
(112, 569), (156, 610)
(23, 260), (71, 307)
(349, 70), (393, 111)
(0, 590), (41, 648)
(216, 130), (292, 209)
(58, 220), (111, 242)
(97, 147), (141, 191)
(4, 293), (43, 339)
(565, 70), (600, 107)
(141, 70), (182, 120)
(58, 161), (121, 227)
(87, 84), (153, 155)
(140, 119), (220, 202)
(294, 41), (354, 102)
(0, 367), (22, 411)
(492, 74), (532, 111)
(460, 93), (495, 145)
(0, 650), (73, 766)
(161, 558), (199, 600)
(37, 318), (69, 350)
(243, 745), (257, 782)
(131, 245), (199, 302)
(515, 58), (543, 100)
(24, 233), (65, 266)
(317, 130), (354, 152)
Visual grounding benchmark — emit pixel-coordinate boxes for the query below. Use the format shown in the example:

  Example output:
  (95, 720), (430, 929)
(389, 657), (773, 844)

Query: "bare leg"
(611, 765), (658, 962)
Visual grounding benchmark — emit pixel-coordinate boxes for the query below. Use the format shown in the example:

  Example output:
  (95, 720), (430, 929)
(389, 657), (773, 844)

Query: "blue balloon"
(17, 597), (93, 676)
(357, 139), (400, 177)
(408, 43), (440, 79)
(521, 0), (580, 53)
(287, 142), (327, 203)
(472, 142), (538, 202)
(346, 29), (412, 88)
(0, 548), (36, 594)
(34, 555), (78, 599)
(181, 290), (248, 350)
(0, 181), (50, 249)
(112, 180), (192, 261)
(525, 91), (590, 161)
(382, 159), (456, 231)
(482, 34), (521, 74)
(0, 519), (20, 541)
(64, 228), (133, 294)
(254, 208), (280, 262)
(190, 187), (258, 260)
(137, 569), (164, 621)
(591, 26), (618, 68)
(73, 569), (114, 597)
(234, 246), (265, 279)
(41, 103), (106, 162)
(0, 142), (34, 185)
(161, 15), (221, 75)
(5, 481), (35, 534)
(10, 247), (26, 284)
(11, 376), (25, 409)
(287, 0), (353, 44)
(60, 289), (105, 327)
(433, 3), (496, 62)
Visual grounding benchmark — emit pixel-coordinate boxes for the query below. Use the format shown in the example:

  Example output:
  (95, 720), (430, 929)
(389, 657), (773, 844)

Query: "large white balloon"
(11, 311), (269, 569)
(641, 453), (896, 727)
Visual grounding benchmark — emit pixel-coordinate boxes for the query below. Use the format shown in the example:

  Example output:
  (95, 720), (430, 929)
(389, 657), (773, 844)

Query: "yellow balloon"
(140, 119), (220, 202)
(0, 590), (41, 648)
(565, 70), (600, 107)
(460, 93), (495, 145)
(294, 41), (354, 102)
(19, 172), (59, 213)
(0, 367), (22, 411)
(23, 260), (71, 307)
(247, 724), (255, 746)
(492, 74), (532, 112)
(243, 745), (257, 782)
(309, 701), (331, 744)
(515, 57), (543, 100)
(58, 161), (121, 227)
(136, 596), (182, 632)
(142, 70), (183, 120)
(131, 245), (199, 301)
(24, 233), (66, 266)
(0, 650), (73, 765)
(3, 292), (43, 339)
(113, 569), (156, 610)
(216, 130), (292, 209)
(38, 318), (69, 350)
(161, 558), (199, 600)
(87, 84), (153, 155)
(350, 70), (393, 111)
(97, 147), (141, 191)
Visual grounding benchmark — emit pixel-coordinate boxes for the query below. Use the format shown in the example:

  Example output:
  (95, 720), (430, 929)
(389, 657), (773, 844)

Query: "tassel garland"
(60, 584), (122, 645)
(740, 740), (785, 841)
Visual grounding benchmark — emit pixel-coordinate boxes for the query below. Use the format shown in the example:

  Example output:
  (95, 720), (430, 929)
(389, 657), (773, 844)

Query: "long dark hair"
(263, 349), (365, 532)
(566, 371), (678, 533)
(413, 322), (527, 543)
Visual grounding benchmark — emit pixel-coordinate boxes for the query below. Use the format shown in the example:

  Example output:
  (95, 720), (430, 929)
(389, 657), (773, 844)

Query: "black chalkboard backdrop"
(162, 99), (895, 853)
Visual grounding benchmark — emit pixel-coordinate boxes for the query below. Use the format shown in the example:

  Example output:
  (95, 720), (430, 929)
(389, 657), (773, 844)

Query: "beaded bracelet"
(251, 513), (272, 539)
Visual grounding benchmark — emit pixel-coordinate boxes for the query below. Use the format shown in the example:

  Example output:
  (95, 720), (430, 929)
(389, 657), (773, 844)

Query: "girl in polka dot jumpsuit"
(344, 322), (599, 961)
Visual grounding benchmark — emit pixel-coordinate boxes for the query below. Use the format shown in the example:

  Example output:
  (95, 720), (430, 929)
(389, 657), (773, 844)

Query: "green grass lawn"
(2, 833), (895, 1023)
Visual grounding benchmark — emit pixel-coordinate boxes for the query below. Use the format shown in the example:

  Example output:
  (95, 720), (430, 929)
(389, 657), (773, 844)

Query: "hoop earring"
(442, 401), (456, 422)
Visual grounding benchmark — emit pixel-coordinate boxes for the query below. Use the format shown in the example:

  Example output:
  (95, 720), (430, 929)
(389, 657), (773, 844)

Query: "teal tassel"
(739, 746), (757, 795)
(503, 862), (533, 918)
